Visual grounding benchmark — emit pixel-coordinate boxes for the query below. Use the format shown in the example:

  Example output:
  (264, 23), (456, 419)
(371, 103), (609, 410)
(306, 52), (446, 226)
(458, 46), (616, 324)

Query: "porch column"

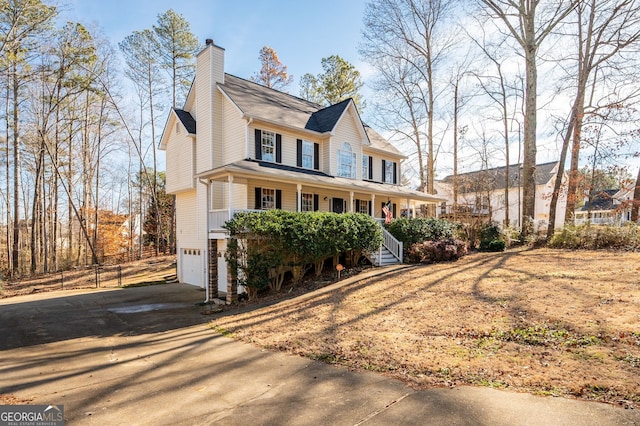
(297, 184), (302, 212)
(350, 191), (354, 213)
(370, 194), (376, 218)
(227, 175), (234, 216)
(406, 197), (410, 218)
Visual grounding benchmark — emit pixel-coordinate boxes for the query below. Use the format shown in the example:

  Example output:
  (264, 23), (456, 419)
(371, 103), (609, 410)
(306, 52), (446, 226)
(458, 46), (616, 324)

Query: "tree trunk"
(631, 166), (640, 223)
(564, 102), (585, 224)
(521, 46), (538, 237)
(11, 60), (20, 276)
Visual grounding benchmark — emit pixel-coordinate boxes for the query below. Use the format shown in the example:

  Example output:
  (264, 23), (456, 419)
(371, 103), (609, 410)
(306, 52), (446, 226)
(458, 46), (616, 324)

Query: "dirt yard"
(211, 247), (640, 408)
(0, 256), (177, 298)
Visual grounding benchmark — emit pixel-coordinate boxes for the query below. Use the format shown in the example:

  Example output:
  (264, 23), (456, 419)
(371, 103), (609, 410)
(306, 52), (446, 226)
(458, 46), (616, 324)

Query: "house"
(574, 187), (636, 225)
(434, 161), (568, 230)
(159, 39), (444, 302)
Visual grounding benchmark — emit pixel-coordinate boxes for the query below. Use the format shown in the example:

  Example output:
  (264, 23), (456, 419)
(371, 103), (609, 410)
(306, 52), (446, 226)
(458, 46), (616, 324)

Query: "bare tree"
(479, 0), (577, 237)
(0, 0), (57, 276)
(361, 0), (457, 195)
(469, 28), (522, 227)
(632, 164), (640, 222)
(368, 50), (428, 190)
(251, 46), (293, 91)
(544, 0), (640, 237)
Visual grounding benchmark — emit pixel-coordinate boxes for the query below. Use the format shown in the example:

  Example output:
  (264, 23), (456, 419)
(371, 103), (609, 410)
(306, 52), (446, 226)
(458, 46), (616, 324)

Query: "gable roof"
(580, 189), (619, 211)
(364, 125), (404, 157)
(305, 99), (351, 133)
(218, 74), (322, 131)
(173, 108), (196, 134)
(440, 161), (559, 193)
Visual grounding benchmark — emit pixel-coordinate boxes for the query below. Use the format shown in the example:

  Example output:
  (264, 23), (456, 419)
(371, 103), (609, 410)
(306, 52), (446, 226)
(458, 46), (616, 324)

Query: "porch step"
(370, 246), (402, 266)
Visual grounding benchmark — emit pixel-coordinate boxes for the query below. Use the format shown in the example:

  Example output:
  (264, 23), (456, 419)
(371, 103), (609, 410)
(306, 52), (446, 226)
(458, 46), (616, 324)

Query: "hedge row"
(224, 210), (383, 299)
(549, 223), (640, 250)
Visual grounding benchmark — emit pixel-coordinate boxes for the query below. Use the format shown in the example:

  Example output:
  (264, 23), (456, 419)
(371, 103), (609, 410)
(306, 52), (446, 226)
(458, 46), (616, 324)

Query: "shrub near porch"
(224, 211), (382, 300)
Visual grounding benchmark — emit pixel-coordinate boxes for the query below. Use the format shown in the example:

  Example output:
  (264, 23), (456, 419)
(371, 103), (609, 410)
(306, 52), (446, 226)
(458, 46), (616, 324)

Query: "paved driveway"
(1, 283), (639, 425)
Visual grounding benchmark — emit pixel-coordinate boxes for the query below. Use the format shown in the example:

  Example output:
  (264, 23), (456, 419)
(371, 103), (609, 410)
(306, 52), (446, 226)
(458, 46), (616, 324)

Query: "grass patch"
(492, 322), (601, 348)
(209, 248), (640, 407)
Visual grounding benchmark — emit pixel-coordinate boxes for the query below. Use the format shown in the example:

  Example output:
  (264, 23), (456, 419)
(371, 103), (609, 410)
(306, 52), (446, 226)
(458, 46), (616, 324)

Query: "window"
(362, 155), (369, 180)
(261, 188), (275, 210)
(256, 129), (281, 163)
(261, 131), (275, 162)
(385, 160), (394, 183)
(337, 143), (356, 178)
(302, 141), (314, 169)
(358, 199), (369, 214)
(301, 193), (314, 212)
(255, 187), (281, 210)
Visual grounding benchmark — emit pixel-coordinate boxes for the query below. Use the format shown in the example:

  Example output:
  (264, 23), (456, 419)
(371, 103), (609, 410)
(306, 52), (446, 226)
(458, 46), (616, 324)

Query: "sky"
(63, 0), (372, 96)
(60, 0), (639, 182)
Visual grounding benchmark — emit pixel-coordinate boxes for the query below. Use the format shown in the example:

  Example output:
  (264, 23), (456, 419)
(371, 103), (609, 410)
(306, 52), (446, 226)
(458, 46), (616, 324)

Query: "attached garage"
(181, 248), (203, 286)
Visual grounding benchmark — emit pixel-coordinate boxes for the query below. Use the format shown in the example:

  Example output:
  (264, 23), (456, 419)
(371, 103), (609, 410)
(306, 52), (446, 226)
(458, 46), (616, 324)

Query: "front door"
(332, 198), (345, 213)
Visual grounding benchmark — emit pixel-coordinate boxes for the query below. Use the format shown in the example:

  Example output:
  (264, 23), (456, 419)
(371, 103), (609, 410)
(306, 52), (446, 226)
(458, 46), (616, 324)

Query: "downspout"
(245, 116), (253, 159)
(199, 177), (210, 303)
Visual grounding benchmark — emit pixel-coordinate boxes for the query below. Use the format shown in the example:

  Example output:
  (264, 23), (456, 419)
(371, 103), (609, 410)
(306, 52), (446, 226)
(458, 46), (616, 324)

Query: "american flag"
(382, 201), (392, 224)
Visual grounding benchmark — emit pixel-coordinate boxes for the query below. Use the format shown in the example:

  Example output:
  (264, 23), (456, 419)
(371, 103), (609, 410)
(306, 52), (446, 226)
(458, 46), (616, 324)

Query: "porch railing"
(209, 209), (262, 231)
(372, 219), (403, 265)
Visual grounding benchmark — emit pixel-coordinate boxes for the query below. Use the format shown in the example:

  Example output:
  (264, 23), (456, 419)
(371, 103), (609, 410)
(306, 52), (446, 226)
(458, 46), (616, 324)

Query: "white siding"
(195, 46), (212, 174)
(330, 108), (364, 178)
(165, 122), (195, 194)
(175, 190), (205, 286)
(222, 96), (246, 164)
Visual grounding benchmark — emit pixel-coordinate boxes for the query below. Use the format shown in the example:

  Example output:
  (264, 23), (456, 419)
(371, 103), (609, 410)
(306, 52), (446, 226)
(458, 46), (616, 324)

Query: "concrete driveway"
(1, 283), (639, 425)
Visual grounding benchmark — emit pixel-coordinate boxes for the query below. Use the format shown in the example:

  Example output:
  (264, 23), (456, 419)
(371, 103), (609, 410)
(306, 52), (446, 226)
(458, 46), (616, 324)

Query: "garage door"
(181, 248), (203, 286)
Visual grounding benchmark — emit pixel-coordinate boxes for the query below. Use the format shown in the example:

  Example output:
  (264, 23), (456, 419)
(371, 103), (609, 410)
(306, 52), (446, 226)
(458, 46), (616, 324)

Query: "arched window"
(337, 142), (356, 178)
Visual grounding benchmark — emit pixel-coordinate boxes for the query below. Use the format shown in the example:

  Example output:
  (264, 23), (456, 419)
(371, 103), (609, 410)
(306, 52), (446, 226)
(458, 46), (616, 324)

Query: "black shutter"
(314, 143), (320, 170)
(313, 194), (319, 211)
(369, 202), (372, 216)
(255, 129), (262, 160)
(393, 203), (397, 218)
(393, 162), (397, 184)
(276, 189), (282, 209)
(296, 139), (302, 167)
(368, 156), (373, 179)
(276, 134), (282, 163)
(355, 200), (361, 212)
(381, 202), (385, 219)
(255, 187), (262, 209)
(382, 159), (386, 182)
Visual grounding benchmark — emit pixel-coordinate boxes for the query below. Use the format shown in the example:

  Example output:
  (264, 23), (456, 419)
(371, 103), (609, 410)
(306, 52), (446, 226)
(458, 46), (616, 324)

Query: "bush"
(549, 223), (640, 250)
(224, 211), (383, 298)
(479, 223), (506, 252)
(406, 239), (468, 264)
(386, 217), (459, 247)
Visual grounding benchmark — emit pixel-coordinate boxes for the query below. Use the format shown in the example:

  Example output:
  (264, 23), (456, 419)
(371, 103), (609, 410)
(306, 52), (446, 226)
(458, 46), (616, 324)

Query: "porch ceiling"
(197, 159), (446, 203)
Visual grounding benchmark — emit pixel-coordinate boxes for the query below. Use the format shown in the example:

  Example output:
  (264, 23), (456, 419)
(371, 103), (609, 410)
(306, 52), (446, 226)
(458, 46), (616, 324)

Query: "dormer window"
(337, 142), (356, 179)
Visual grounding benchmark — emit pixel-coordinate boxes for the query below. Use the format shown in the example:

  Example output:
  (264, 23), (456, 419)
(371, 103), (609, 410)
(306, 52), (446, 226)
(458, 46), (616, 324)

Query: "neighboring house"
(159, 40), (443, 301)
(435, 161), (568, 230)
(574, 187), (636, 225)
